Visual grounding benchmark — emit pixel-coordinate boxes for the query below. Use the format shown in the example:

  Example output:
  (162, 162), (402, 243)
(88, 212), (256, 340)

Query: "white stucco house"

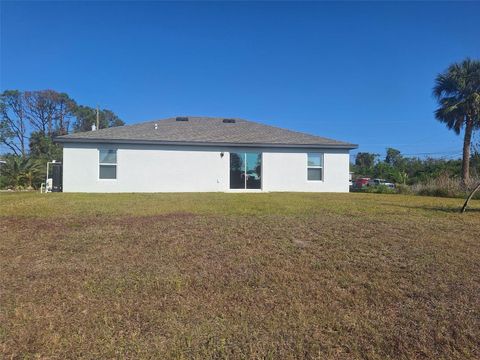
(55, 116), (357, 193)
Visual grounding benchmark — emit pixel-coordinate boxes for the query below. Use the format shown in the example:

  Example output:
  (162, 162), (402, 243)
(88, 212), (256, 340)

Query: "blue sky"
(1, 1), (479, 160)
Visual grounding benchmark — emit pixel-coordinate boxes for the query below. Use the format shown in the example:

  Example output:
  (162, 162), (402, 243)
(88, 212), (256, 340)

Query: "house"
(55, 116), (357, 193)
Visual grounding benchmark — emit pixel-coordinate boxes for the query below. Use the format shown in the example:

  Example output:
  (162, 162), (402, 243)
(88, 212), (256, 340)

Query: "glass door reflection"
(230, 152), (262, 189)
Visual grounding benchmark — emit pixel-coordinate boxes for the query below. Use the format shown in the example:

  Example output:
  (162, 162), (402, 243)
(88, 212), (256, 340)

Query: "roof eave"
(54, 137), (358, 150)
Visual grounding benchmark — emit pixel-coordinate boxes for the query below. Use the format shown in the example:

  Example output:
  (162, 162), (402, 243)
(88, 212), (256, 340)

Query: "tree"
(0, 90), (28, 157)
(29, 131), (63, 161)
(385, 148), (402, 167)
(384, 148), (408, 183)
(53, 92), (76, 135)
(0, 89), (125, 189)
(24, 90), (76, 137)
(73, 106), (124, 132)
(1, 155), (43, 189)
(433, 58), (480, 183)
(461, 182), (480, 213)
(19, 157), (43, 189)
(355, 152), (377, 169)
(103, 109), (124, 128)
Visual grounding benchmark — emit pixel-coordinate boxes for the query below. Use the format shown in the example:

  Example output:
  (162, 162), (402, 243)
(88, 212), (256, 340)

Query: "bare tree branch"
(0, 90), (27, 157)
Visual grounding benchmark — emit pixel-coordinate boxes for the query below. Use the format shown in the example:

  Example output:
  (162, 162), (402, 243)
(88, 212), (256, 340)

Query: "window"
(99, 149), (117, 179)
(230, 152), (262, 189)
(307, 153), (323, 181)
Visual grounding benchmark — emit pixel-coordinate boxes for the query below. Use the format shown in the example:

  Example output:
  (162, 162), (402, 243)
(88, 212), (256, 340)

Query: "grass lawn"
(1, 192), (479, 359)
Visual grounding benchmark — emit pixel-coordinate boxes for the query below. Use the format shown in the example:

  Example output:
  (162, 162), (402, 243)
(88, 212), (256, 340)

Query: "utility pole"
(96, 105), (100, 130)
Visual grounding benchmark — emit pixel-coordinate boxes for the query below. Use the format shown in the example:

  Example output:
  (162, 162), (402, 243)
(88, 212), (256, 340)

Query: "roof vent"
(222, 118), (236, 123)
(176, 116), (188, 122)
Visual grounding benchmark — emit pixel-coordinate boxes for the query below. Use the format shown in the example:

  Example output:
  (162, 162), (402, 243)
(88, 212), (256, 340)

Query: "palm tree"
(433, 58), (480, 183)
(19, 158), (43, 189)
(2, 156), (43, 189)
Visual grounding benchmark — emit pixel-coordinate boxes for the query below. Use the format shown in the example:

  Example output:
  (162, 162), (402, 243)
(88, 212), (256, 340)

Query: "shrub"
(0, 155), (45, 190)
(396, 184), (413, 195)
(411, 174), (480, 199)
(350, 174), (480, 200)
(362, 185), (397, 194)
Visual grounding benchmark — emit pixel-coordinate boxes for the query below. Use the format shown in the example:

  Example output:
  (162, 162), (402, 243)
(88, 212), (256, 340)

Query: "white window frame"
(98, 149), (117, 180)
(307, 153), (323, 182)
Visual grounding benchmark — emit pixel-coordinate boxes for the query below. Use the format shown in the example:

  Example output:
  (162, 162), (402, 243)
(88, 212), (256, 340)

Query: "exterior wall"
(63, 143), (350, 193)
(262, 150), (349, 192)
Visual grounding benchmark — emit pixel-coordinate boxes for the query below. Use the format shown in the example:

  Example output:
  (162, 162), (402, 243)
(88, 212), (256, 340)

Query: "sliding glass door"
(230, 152), (262, 189)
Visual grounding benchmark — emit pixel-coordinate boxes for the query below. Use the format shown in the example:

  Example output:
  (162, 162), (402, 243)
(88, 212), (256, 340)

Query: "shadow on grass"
(386, 203), (480, 214)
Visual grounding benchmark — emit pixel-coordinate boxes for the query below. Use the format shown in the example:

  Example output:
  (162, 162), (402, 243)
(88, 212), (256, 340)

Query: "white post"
(45, 160), (57, 193)
(45, 162), (49, 193)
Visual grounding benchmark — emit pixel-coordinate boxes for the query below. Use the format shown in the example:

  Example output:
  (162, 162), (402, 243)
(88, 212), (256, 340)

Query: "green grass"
(1, 192), (479, 359)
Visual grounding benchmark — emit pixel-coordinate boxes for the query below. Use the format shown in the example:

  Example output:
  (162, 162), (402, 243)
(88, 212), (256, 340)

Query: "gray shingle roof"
(55, 116), (357, 149)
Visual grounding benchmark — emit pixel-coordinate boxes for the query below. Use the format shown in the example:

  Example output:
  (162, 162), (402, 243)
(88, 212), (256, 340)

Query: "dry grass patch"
(1, 192), (479, 359)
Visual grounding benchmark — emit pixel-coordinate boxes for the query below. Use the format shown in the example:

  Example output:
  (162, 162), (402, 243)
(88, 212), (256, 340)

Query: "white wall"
(262, 150), (350, 192)
(63, 143), (350, 193)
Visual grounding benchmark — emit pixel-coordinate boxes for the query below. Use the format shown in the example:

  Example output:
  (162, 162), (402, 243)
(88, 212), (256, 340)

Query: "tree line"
(0, 89), (124, 189)
(352, 147), (480, 185)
